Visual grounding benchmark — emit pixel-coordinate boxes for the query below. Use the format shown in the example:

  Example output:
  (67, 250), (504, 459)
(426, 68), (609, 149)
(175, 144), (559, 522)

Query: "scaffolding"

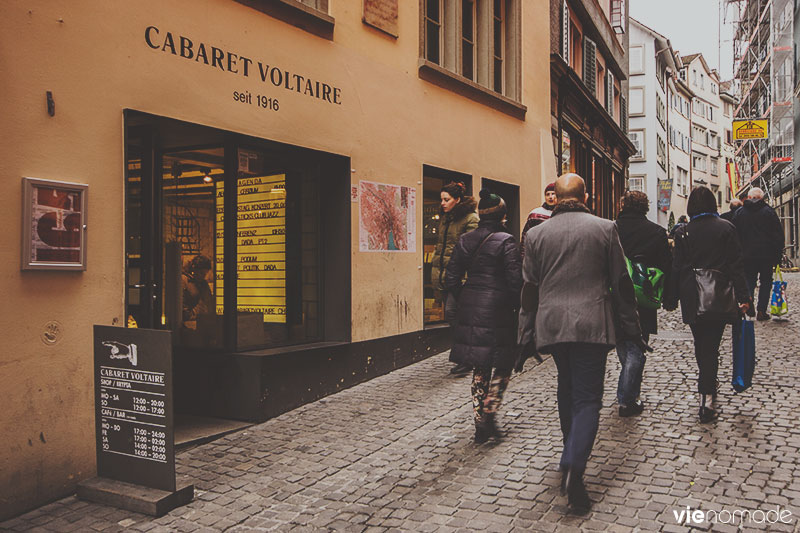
(727, 0), (796, 256)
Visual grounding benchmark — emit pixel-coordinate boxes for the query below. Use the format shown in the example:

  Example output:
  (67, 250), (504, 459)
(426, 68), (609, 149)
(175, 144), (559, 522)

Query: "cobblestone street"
(4, 274), (800, 532)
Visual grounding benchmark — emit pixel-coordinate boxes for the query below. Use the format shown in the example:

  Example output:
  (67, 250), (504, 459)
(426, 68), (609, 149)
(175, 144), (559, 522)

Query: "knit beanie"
(544, 182), (556, 193)
(478, 189), (506, 220)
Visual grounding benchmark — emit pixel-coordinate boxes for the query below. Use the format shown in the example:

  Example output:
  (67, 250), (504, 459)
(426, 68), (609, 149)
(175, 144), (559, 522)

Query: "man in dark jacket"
(614, 191), (672, 417)
(720, 198), (742, 222)
(521, 174), (646, 514)
(732, 187), (784, 320)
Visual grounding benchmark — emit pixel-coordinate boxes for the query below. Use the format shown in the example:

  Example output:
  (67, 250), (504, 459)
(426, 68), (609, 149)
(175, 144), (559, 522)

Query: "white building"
(679, 54), (731, 209)
(720, 81), (739, 213)
(627, 18), (674, 224)
(666, 65), (694, 225)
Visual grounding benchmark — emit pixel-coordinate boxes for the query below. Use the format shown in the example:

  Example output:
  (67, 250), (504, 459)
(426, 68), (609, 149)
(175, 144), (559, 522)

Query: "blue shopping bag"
(731, 317), (755, 393)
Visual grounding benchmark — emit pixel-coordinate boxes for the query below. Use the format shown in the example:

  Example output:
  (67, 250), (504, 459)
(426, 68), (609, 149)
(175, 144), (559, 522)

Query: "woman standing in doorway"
(666, 186), (751, 422)
(445, 191), (522, 442)
(430, 181), (479, 375)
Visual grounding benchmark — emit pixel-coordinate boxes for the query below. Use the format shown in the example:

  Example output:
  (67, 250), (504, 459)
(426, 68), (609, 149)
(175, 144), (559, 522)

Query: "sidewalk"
(3, 275), (800, 532)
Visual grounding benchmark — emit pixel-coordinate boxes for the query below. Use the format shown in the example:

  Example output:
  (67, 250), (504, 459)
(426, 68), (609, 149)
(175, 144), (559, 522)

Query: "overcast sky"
(630, 0), (737, 81)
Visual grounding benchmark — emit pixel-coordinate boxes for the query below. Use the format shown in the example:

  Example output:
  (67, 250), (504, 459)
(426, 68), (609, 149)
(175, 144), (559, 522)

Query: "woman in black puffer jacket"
(445, 190), (523, 443)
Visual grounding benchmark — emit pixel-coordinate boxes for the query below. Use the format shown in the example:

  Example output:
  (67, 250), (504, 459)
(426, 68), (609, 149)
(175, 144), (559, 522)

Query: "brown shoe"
(756, 311), (771, 321)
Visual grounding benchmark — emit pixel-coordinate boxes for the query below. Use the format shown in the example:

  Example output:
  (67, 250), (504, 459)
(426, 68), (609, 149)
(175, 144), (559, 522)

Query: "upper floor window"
(610, 0), (625, 33)
(493, 0), (506, 92)
(235, 0), (333, 39)
(462, 0), (477, 81)
(657, 135), (666, 170)
(297, 0), (327, 10)
(423, 0), (521, 101)
(656, 94), (665, 127)
(629, 46), (644, 75)
(425, 0), (443, 65)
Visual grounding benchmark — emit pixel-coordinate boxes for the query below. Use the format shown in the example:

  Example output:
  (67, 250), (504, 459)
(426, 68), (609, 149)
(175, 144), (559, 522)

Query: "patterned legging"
(472, 367), (512, 423)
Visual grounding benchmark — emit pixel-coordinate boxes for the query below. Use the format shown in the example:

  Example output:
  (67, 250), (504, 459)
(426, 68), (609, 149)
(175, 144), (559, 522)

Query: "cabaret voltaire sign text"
(144, 26), (343, 105)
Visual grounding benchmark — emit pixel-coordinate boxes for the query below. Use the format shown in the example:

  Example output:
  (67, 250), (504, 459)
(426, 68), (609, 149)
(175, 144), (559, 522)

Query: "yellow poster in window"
(215, 174), (287, 323)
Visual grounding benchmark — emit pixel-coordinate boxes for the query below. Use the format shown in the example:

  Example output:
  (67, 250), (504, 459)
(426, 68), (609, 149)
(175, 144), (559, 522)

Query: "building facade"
(550, 0), (635, 219)
(666, 70), (695, 224)
(794, 0), (800, 254)
(627, 18), (675, 224)
(730, 0), (796, 256)
(680, 54), (732, 209)
(0, 0), (552, 519)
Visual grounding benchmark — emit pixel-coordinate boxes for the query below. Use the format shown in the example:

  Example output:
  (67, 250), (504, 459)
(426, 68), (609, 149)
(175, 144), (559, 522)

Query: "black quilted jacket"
(444, 221), (523, 370)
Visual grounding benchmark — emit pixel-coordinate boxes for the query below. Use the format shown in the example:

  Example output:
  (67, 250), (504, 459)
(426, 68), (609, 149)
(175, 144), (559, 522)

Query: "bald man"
(720, 198), (743, 222)
(521, 174), (646, 513)
(732, 187), (784, 319)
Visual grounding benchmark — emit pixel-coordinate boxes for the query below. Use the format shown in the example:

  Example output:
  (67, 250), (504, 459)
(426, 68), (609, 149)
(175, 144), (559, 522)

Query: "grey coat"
(521, 208), (641, 353)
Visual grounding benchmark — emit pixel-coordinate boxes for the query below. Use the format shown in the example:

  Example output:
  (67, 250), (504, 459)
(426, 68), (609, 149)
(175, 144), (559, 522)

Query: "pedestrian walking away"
(444, 190), (522, 444)
(666, 186), (751, 423)
(614, 191), (672, 417)
(732, 187), (784, 320)
(720, 198), (742, 222)
(668, 214), (688, 240)
(429, 181), (479, 375)
(521, 174), (647, 514)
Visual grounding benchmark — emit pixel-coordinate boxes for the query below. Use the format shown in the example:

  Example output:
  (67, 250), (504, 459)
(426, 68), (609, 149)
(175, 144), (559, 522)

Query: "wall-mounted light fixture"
(46, 91), (55, 116)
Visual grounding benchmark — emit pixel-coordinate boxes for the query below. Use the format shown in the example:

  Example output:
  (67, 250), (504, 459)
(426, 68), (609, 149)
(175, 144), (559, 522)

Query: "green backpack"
(625, 257), (664, 310)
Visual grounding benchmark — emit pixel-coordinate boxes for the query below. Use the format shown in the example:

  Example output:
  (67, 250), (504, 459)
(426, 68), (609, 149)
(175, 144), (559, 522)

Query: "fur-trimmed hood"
(446, 196), (478, 221)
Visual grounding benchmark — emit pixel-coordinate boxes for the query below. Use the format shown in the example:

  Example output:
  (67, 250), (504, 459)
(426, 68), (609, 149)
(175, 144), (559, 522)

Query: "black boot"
(474, 419), (490, 443)
(474, 413), (500, 443)
(699, 394), (717, 423)
(564, 468), (591, 514)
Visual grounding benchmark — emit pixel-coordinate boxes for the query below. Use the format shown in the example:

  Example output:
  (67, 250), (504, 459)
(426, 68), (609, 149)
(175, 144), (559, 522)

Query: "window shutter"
(561, 0), (570, 63)
(606, 71), (615, 115)
(583, 37), (596, 94)
(620, 95), (628, 134)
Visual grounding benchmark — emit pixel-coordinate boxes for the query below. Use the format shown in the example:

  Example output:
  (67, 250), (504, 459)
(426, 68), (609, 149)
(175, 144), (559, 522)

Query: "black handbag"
(693, 268), (738, 323)
(682, 229), (738, 323)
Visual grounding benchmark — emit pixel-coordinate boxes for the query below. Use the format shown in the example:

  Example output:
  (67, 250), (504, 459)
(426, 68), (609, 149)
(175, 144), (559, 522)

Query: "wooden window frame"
(234, 0), (334, 39)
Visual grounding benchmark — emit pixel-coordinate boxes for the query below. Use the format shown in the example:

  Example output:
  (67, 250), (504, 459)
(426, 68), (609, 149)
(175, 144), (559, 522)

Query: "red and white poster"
(23, 178), (87, 269)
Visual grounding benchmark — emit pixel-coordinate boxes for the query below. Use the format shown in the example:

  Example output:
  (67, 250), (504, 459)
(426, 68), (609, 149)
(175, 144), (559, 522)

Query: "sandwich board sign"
(79, 326), (192, 516)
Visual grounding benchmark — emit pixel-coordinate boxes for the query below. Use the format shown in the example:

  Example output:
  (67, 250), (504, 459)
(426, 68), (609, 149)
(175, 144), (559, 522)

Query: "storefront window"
(227, 148), (321, 348)
(561, 129), (574, 174)
(125, 112), (331, 351)
(161, 148), (225, 349)
(423, 175), (447, 324)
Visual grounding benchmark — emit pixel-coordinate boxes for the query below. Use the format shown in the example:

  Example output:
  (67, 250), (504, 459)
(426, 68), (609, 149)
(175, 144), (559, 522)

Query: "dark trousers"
(615, 333), (650, 405)
(551, 344), (608, 473)
(689, 321), (727, 395)
(744, 263), (773, 313)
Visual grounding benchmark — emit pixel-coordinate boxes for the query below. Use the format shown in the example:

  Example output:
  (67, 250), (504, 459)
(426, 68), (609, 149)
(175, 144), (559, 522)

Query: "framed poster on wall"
(21, 177), (88, 270)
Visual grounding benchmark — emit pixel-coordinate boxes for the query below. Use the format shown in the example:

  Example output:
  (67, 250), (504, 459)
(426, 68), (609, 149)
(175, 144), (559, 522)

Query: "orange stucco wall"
(0, 0), (551, 519)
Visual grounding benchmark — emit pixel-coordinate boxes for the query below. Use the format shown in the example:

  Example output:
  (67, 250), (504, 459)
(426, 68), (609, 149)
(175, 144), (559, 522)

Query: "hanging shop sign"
(732, 119), (768, 140)
(216, 173), (287, 323)
(658, 179), (673, 213)
(21, 177), (88, 271)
